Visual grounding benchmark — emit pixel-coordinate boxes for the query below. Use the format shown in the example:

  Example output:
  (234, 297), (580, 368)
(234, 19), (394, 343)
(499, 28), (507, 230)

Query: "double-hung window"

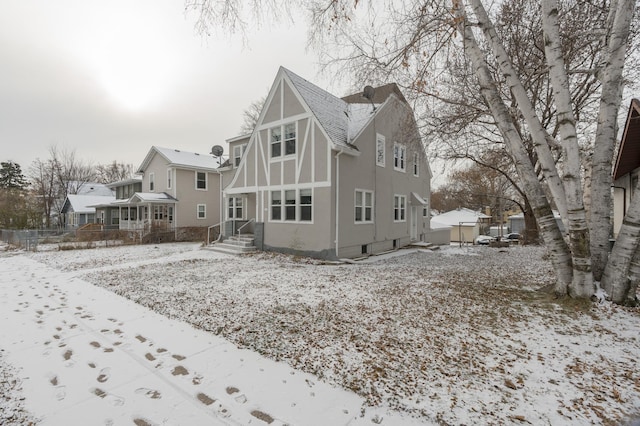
(271, 123), (296, 158)
(355, 190), (373, 223)
(167, 169), (172, 189)
(300, 189), (312, 221)
(197, 204), (206, 219)
(233, 144), (246, 167)
(228, 197), (243, 220)
(284, 123), (296, 155)
(412, 152), (419, 176)
(394, 195), (406, 222)
(271, 191), (282, 220)
(285, 190), (296, 221)
(149, 173), (155, 191)
(394, 144), (406, 171)
(196, 171), (207, 190)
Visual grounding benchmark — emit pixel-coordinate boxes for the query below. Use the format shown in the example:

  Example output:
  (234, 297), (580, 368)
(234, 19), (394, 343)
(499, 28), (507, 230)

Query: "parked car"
(474, 235), (494, 245)
(505, 233), (520, 242)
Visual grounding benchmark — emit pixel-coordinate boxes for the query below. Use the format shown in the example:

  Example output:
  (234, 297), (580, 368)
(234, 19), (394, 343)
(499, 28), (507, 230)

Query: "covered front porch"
(117, 193), (178, 235)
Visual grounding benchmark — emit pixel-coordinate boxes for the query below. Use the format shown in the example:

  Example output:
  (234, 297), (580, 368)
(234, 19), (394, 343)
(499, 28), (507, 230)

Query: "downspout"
(215, 169), (224, 243)
(335, 147), (346, 259)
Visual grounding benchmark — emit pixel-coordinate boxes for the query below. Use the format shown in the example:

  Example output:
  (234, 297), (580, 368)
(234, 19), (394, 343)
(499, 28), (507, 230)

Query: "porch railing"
(207, 222), (223, 245)
(237, 218), (255, 236)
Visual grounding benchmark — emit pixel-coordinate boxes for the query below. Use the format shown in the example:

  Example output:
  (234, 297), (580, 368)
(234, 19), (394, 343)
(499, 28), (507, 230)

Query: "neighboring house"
(431, 208), (491, 243)
(92, 178), (143, 229)
(219, 66), (431, 259)
(94, 147), (224, 241)
(133, 146), (223, 239)
(613, 98), (640, 237)
(508, 210), (565, 235)
(60, 194), (115, 230)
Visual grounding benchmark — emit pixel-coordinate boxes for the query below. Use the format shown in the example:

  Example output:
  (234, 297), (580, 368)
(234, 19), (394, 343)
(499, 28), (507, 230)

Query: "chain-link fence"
(1, 229), (41, 251)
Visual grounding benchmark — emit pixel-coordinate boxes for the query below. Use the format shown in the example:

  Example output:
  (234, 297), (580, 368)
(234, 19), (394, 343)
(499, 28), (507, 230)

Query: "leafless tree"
(94, 161), (135, 184)
(239, 96), (266, 135)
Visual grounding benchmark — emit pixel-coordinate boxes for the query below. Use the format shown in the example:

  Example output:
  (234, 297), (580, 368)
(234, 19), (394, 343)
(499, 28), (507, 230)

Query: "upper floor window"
(394, 195), (406, 222)
(271, 123), (296, 158)
(149, 173), (155, 192)
(233, 144), (246, 167)
(355, 190), (373, 223)
(376, 134), (385, 167)
(412, 152), (419, 176)
(167, 169), (172, 189)
(394, 144), (406, 171)
(196, 171), (207, 190)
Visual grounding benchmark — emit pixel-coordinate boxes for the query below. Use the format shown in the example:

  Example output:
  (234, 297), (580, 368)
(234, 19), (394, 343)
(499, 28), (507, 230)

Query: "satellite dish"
(210, 145), (224, 157)
(362, 85), (376, 112)
(363, 85), (375, 100)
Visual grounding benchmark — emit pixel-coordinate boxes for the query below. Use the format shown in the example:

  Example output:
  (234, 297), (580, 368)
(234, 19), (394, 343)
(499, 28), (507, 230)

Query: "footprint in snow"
(225, 386), (247, 404)
(91, 388), (124, 406)
(135, 388), (162, 399)
(97, 367), (110, 383)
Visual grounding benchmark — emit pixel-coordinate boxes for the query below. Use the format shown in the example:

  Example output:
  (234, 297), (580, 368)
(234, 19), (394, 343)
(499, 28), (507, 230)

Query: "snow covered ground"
(1, 241), (639, 425)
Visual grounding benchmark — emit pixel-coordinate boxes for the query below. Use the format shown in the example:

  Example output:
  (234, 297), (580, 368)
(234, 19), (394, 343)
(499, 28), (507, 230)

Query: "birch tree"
(186, 0), (639, 304)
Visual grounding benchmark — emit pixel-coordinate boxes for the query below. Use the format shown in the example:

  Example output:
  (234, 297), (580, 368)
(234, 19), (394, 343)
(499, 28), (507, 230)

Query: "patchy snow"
(1, 242), (639, 425)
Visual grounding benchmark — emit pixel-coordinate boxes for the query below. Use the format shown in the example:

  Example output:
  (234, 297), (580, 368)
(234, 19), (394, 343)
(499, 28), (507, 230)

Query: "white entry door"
(410, 207), (418, 240)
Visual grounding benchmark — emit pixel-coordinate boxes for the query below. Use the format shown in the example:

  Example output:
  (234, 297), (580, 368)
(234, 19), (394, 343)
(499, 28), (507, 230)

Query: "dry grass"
(31, 243), (640, 424)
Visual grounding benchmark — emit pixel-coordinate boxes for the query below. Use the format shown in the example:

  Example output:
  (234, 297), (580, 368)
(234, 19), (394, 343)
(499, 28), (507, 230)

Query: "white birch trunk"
(589, 0), (636, 281)
(541, 0), (594, 298)
(468, 0), (569, 223)
(625, 247), (640, 306)
(454, 2), (573, 293)
(602, 177), (640, 304)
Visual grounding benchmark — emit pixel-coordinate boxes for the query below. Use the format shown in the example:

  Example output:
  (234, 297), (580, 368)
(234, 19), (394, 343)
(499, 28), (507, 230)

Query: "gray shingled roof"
(282, 68), (353, 149)
(137, 146), (220, 173)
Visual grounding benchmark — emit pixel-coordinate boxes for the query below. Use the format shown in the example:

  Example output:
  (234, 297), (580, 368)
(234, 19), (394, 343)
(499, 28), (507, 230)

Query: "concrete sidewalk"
(0, 255), (416, 426)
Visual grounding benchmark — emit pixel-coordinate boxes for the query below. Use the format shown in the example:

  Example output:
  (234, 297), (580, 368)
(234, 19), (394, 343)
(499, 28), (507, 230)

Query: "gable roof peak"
(342, 82), (408, 105)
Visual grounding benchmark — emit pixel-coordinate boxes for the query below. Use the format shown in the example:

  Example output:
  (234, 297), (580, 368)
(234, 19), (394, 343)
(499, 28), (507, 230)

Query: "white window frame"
(195, 171), (207, 191)
(197, 204), (206, 219)
(167, 169), (172, 189)
(355, 189), (374, 224)
(376, 134), (385, 167)
(270, 122), (297, 160)
(271, 190), (282, 221)
(233, 144), (246, 167)
(269, 188), (312, 223)
(149, 172), (155, 192)
(227, 196), (244, 220)
(394, 194), (406, 222)
(412, 152), (419, 176)
(394, 144), (406, 171)
(299, 189), (312, 222)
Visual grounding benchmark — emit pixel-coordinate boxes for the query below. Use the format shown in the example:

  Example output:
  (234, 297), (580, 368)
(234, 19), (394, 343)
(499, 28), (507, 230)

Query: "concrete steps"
(205, 234), (257, 255)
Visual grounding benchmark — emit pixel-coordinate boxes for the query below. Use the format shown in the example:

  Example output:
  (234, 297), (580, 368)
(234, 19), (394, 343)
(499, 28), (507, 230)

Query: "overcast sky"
(0, 0), (348, 172)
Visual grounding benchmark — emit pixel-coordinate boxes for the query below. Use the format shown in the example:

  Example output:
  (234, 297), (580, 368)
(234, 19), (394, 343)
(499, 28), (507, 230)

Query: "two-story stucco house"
(217, 67), (431, 259)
